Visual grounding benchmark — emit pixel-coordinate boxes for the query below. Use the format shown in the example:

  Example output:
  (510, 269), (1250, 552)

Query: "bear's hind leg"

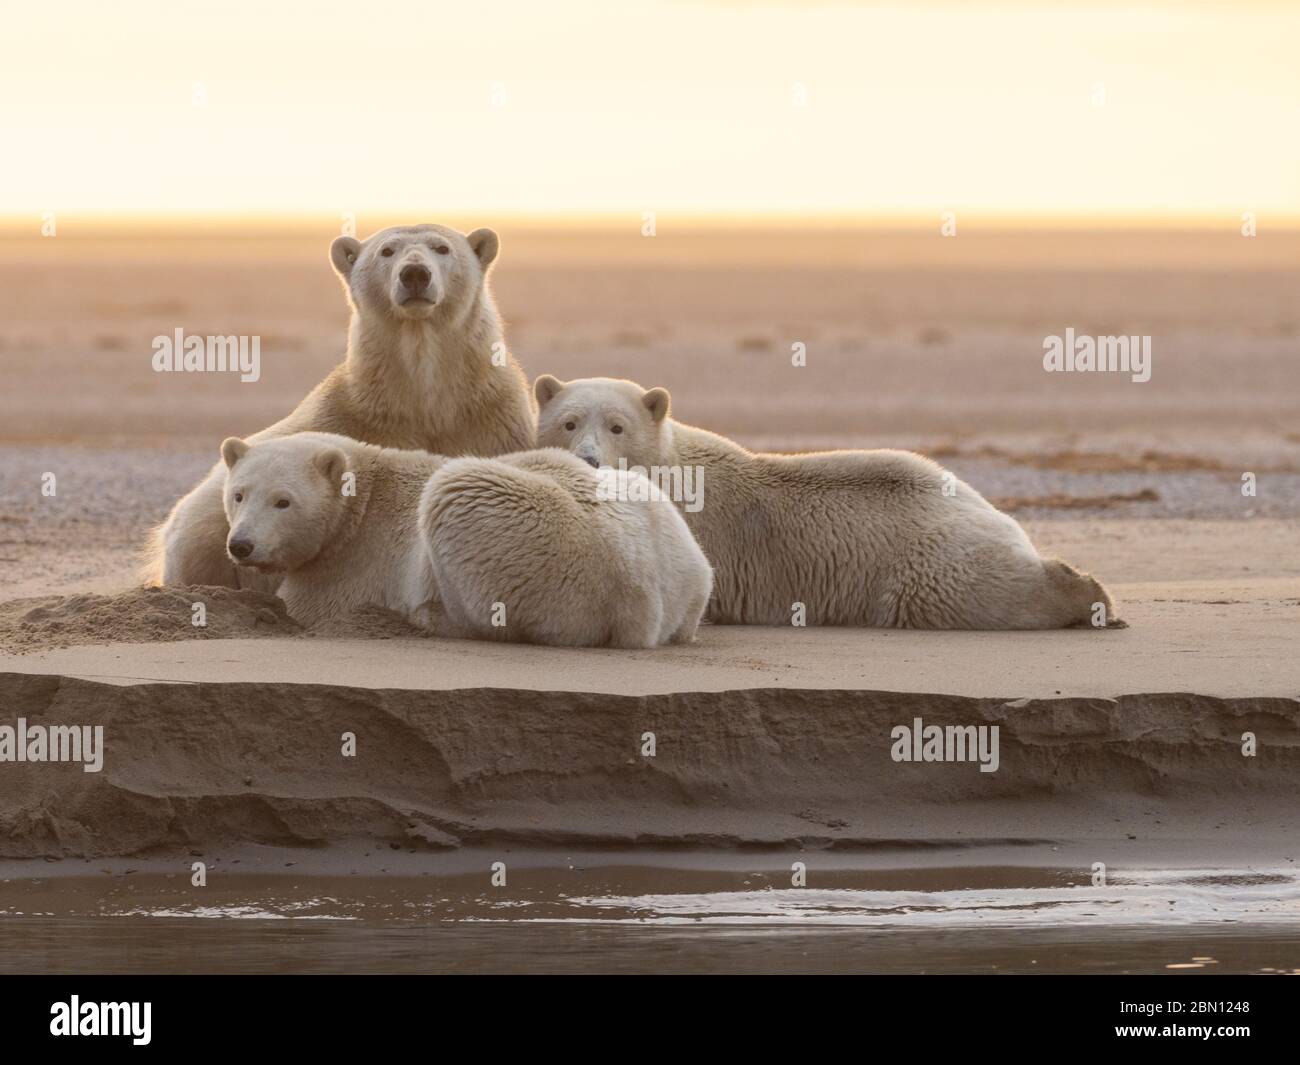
(158, 467), (241, 588)
(667, 580), (711, 644)
(956, 555), (1120, 630)
(608, 591), (665, 649)
(1043, 557), (1121, 629)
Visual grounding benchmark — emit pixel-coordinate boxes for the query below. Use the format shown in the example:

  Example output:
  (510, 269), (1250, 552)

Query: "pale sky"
(5, 0), (1299, 221)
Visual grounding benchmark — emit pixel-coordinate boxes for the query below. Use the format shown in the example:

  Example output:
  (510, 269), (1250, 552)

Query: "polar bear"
(148, 223), (536, 589)
(534, 375), (1119, 630)
(219, 432), (711, 648)
(421, 449), (712, 647)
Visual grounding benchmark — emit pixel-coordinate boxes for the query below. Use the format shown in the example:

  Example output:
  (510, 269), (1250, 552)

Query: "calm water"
(5, 918), (1300, 974)
(3, 862), (1299, 973)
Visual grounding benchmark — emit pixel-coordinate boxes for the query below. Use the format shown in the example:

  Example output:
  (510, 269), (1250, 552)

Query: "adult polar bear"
(534, 376), (1118, 631)
(147, 223), (535, 588)
(218, 433), (711, 648)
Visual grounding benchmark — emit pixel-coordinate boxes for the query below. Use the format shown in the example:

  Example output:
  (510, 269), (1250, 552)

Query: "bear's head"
(534, 376), (671, 469)
(329, 224), (499, 323)
(220, 435), (352, 572)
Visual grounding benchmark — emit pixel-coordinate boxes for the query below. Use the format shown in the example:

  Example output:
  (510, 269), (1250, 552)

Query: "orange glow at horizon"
(4, 1), (1298, 222)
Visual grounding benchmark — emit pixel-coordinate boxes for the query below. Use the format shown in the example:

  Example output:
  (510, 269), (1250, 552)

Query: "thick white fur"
(148, 223), (535, 589)
(534, 375), (1118, 630)
(220, 433), (711, 649)
(420, 450), (712, 647)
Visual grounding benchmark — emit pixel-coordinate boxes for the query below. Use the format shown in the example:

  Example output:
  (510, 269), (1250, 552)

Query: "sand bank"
(0, 611), (1296, 860)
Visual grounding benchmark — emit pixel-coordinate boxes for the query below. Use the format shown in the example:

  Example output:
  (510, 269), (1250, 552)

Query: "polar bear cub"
(535, 375), (1118, 631)
(219, 432), (711, 648)
(420, 450), (712, 647)
(220, 433), (441, 629)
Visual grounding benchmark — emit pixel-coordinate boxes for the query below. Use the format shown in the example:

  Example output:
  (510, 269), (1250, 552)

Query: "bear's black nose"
(582, 454), (599, 468)
(228, 539), (255, 560)
(399, 264), (431, 293)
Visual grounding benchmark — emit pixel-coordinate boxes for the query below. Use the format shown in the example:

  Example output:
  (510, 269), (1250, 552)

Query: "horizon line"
(3, 209), (1298, 235)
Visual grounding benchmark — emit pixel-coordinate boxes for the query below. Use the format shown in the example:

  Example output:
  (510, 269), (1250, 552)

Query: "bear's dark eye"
(275, 499), (291, 509)
(564, 421), (576, 432)
(234, 493), (243, 503)
(610, 424), (624, 435)
(381, 247), (394, 257)
(435, 244), (450, 255)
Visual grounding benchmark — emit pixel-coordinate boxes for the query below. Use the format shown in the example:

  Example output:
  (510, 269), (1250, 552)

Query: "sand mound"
(0, 587), (432, 652)
(0, 587), (300, 651)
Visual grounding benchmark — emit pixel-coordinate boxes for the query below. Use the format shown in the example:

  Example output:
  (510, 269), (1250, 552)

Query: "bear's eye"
(274, 499), (291, 509)
(233, 493), (243, 503)
(564, 421), (576, 432)
(435, 244), (450, 255)
(381, 247), (394, 257)
(610, 424), (624, 435)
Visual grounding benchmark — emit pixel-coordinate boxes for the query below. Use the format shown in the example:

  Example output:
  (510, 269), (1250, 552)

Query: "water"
(3, 861), (1299, 974)
(5, 918), (1300, 974)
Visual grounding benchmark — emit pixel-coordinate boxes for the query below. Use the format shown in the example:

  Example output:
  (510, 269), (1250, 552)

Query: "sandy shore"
(1, 514), (1297, 859)
(2, 441), (1297, 600)
(0, 225), (1296, 885)
(2, 567), (1299, 696)
(2, 225), (1298, 458)
(2, 663), (1297, 859)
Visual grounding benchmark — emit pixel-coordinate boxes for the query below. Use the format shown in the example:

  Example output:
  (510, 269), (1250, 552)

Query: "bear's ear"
(642, 387), (671, 424)
(330, 236), (362, 279)
(221, 437), (250, 469)
(534, 374), (565, 407)
(467, 228), (500, 270)
(314, 447), (348, 488)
